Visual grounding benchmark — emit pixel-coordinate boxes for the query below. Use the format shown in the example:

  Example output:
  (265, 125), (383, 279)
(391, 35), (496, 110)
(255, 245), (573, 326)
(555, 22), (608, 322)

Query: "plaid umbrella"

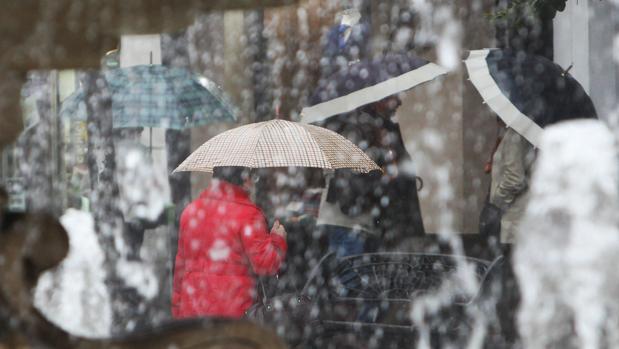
(60, 65), (237, 129)
(174, 119), (380, 173)
(59, 89), (87, 121)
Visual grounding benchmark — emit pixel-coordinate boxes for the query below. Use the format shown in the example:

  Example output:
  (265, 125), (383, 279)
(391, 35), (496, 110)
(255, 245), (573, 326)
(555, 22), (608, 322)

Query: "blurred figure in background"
(479, 121), (536, 245)
(113, 127), (170, 261)
(172, 167), (287, 319)
(479, 120), (536, 343)
(318, 95), (425, 257)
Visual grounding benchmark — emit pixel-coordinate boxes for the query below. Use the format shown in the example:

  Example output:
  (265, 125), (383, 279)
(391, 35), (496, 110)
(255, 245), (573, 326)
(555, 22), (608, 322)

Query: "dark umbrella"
(465, 49), (597, 147)
(301, 53), (447, 124)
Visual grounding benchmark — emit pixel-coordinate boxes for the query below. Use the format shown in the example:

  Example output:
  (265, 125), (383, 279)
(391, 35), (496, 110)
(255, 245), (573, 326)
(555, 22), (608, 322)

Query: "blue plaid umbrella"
(59, 89), (87, 121)
(60, 65), (237, 129)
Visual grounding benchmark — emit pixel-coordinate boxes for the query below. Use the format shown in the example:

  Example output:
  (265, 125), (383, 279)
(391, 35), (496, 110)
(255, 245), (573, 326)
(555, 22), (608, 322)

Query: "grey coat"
(489, 128), (536, 243)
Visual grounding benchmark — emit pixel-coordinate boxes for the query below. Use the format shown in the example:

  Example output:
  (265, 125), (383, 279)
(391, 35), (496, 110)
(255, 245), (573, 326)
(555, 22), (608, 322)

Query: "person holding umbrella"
(170, 119), (380, 319)
(303, 53), (446, 252)
(317, 94), (412, 257)
(466, 48), (598, 343)
(467, 49), (598, 244)
(171, 166), (287, 319)
(479, 120), (536, 244)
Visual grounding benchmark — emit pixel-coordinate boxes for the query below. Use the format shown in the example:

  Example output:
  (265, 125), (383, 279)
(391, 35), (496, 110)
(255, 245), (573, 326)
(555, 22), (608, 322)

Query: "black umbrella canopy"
(302, 52), (446, 124)
(313, 53), (431, 102)
(465, 49), (597, 147)
(486, 49), (597, 127)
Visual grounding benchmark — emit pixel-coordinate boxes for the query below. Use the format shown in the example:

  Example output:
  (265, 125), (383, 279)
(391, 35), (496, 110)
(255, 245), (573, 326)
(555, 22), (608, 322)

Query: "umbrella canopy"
(301, 53), (448, 124)
(60, 65), (238, 129)
(59, 89), (87, 121)
(105, 65), (237, 129)
(465, 49), (597, 147)
(173, 119), (381, 173)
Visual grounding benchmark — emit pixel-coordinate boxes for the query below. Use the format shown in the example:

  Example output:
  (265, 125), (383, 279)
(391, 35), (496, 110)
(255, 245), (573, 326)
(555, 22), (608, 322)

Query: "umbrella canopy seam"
(304, 123), (372, 173)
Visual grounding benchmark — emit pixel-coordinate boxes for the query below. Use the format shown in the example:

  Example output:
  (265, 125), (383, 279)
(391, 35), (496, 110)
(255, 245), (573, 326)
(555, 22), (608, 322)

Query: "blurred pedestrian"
(171, 167), (287, 319)
(479, 122), (536, 343)
(318, 95), (424, 257)
(365, 95), (425, 246)
(479, 123), (536, 244)
(113, 127), (169, 261)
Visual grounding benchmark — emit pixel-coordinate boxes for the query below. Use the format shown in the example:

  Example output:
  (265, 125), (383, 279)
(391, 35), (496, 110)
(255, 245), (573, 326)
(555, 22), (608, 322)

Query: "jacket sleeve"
(171, 210), (188, 317)
(490, 129), (534, 211)
(241, 209), (288, 276)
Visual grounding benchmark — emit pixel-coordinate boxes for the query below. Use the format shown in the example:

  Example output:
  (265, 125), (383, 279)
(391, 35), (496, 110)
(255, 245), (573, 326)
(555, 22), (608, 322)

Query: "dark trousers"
(320, 224), (381, 322)
(325, 225), (366, 258)
(497, 245), (520, 343)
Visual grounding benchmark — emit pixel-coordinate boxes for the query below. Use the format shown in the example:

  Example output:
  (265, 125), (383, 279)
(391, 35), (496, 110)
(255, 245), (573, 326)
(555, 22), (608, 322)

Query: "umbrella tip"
(561, 63), (574, 77)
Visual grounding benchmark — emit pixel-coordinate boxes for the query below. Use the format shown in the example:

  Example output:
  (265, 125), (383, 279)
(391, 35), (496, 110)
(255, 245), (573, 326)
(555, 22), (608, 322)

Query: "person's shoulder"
(506, 127), (534, 148)
(234, 200), (263, 215)
(180, 199), (202, 218)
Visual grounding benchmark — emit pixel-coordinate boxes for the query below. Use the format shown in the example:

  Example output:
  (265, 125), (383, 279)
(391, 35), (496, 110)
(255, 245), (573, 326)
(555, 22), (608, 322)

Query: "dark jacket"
(322, 110), (425, 242)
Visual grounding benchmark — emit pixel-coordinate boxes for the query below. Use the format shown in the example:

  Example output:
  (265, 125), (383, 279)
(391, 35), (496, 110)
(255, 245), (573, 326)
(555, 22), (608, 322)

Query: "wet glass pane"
(1, 1), (615, 348)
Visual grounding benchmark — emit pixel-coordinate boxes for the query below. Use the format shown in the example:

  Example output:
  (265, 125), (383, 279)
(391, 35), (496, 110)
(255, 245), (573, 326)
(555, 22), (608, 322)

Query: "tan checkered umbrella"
(174, 119), (380, 173)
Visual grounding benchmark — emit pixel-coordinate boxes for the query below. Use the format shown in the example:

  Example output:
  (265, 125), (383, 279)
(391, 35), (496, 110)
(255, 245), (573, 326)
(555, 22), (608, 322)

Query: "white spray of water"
(34, 209), (112, 338)
(516, 120), (619, 349)
(410, 0), (462, 70)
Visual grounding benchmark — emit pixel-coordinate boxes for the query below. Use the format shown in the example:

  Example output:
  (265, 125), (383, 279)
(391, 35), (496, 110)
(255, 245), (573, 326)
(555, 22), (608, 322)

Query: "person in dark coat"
(172, 167), (287, 319)
(319, 95), (425, 253)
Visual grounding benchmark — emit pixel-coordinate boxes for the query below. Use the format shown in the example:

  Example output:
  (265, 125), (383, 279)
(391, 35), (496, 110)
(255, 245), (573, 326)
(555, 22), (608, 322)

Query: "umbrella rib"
(305, 123), (378, 173)
(248, 121), (269, 169)
(303, 127), (335, 171)
(298, 124), (331, 170)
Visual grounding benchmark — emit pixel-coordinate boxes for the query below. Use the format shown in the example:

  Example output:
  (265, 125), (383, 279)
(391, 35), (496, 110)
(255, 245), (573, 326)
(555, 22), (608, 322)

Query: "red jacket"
(172, 180), (287, 319)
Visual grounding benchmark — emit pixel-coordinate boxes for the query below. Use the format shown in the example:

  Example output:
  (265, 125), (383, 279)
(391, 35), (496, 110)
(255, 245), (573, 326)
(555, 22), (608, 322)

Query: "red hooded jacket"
(172, 180), (287, 318)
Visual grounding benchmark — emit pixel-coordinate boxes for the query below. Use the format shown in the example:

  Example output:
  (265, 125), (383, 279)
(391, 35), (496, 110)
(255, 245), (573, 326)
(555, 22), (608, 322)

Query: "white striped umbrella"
(464, 49), (597, 148)
(301, 53), (447, 124)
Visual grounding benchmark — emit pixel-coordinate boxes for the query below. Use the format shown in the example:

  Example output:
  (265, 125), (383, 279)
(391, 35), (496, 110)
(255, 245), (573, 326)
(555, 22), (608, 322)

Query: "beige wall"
(398, 69), (463, 234)
(397, 0), (497, 235)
